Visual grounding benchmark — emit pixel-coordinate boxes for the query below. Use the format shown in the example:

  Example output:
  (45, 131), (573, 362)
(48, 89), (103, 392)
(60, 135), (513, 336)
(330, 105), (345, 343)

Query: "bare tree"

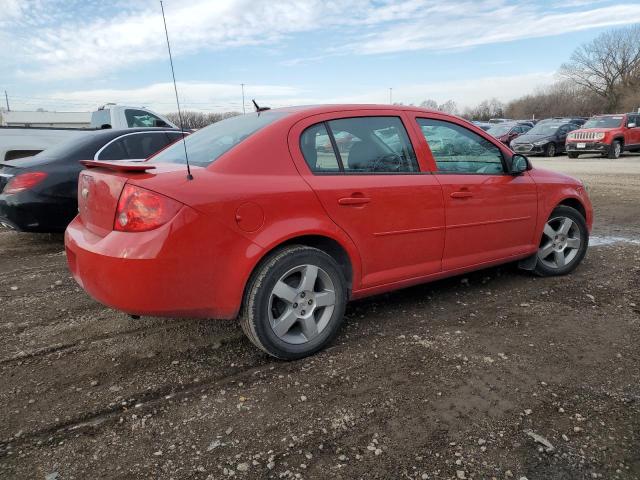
(165, 110), (241, 129)
(419, 99), (439, 110)
(560, 25), (640, 112)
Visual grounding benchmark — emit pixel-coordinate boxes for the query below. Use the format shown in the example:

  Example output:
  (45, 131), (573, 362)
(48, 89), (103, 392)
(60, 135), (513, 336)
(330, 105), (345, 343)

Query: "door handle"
(450, 191), (473, 199)
(338, 196), (371, 206)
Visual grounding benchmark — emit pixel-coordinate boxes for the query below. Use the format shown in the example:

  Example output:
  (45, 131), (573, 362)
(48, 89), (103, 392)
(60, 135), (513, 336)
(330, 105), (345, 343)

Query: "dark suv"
(510, 122), (578, 157)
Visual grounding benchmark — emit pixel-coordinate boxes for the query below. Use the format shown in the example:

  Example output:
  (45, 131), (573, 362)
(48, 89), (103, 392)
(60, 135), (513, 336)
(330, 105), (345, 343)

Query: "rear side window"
(150, 112), (286, 167)
(299, 123), (341, 172)
(300, 116), (418, 174)
(418, 118), (504, 174)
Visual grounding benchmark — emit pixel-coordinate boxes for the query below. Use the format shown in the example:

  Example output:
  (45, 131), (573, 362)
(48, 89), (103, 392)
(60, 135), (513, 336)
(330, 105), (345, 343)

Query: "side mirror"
(628, 122), (636, 128)
(510, 154), (529, 175)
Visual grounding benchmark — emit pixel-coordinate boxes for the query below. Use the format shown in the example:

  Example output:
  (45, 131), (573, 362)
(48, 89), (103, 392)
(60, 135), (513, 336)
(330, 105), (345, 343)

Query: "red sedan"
(65, 105), (593, 359)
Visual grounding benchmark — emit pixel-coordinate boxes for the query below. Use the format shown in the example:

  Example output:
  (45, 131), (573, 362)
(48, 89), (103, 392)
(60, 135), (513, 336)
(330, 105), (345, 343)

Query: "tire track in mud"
(0, 320), (239, 365)
(0, 344), (271, 457)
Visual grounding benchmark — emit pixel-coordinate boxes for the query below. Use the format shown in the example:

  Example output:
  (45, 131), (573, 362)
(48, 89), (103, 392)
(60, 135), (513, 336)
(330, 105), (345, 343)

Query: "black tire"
(607, 140), (622, 159)
(240, 245), (347, 360)
(533, 205), (588, 277)
(545, 142), (556, 157)
(567, 152), (579, 159)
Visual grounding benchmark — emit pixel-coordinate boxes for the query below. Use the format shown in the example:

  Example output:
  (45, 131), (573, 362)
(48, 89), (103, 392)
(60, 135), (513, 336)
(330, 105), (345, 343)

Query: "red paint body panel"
(65, 104), (594, 320)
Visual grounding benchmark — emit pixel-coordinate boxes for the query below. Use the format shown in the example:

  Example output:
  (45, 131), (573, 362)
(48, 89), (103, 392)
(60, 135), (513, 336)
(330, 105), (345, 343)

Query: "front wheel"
(545, 142), (556, 157)
(607, 140), (622, 159)
(240, 245), (347, 360)
(534, 206), (588, 276)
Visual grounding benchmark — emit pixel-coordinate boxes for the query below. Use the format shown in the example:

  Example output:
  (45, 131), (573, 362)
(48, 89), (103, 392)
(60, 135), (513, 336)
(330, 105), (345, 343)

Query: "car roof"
(87, 127), (181, 142)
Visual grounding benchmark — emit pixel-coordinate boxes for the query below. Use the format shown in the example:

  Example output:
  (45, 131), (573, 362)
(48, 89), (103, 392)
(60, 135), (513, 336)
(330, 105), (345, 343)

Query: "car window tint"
(327, 117), (418, 173)
(300, 123), (341, 172)
(120, 133), (172, 159)
(125, 109), (166, 128)
(98, 138), (128, 160)
(417, 118), (505, 174)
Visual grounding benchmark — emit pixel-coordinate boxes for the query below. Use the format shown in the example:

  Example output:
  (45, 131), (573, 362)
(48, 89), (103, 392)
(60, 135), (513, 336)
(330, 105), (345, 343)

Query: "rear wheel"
(240, 246), (347, 360)
(567, 152), (579, 159)
(608, 140), (622, 159)
(545, 142), (556, 157)
(534, 206), (588, 276)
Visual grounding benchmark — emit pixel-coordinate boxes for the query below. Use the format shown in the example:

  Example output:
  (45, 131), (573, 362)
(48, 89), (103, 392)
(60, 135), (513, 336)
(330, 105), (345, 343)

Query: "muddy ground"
(1, 154), (639, 480)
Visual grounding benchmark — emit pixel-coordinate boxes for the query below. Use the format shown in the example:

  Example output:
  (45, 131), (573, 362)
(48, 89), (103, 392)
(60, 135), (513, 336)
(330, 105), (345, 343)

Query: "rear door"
(289, 111), (445, 289)
(408, 113), (538, 271)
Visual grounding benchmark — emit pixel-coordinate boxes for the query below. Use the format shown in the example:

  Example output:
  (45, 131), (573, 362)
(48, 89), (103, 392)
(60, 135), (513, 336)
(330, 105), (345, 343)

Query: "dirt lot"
(1, 154), (639, 480)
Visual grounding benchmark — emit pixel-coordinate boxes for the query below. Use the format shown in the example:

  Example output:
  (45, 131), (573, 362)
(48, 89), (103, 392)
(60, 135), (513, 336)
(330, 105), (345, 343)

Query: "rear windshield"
(32, 132), (95, 160)
(149, 111), (286, 167)
(583, 116), (623, 129)
(487, 125), (512, 136)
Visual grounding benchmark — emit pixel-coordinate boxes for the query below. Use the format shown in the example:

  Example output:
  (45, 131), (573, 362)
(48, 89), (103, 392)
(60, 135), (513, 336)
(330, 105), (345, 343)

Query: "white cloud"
(4, 0), (640, 81)
(348, 3), (640, 55)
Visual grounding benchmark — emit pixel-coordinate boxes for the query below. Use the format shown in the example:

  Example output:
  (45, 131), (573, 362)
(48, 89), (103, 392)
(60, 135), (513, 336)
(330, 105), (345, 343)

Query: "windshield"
(583, 116), (623, 129)
(150, 111), (287, 167)
(525, 124), (561, 136)
(486, 125), (512, 136)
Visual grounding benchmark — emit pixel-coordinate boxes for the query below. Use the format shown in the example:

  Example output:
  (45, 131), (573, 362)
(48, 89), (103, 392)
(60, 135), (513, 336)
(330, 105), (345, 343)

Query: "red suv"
(65, 105), (593, 359)
(566, 113), (640, 158)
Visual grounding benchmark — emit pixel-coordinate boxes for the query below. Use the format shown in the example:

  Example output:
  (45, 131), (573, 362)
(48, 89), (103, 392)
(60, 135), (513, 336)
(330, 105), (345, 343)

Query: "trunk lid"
(0, 164), (19, 194)
(78, 169), (130, 237)
(77, 161), (197, 237)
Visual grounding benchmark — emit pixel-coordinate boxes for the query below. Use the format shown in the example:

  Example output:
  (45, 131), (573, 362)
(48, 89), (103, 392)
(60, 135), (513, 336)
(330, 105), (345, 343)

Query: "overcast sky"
(1, 0), (640, 113)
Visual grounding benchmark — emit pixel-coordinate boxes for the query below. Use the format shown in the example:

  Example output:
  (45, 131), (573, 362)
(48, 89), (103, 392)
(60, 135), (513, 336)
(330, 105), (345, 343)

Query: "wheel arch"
(241, 231), (361, 311)
(557, 197), (586, 220)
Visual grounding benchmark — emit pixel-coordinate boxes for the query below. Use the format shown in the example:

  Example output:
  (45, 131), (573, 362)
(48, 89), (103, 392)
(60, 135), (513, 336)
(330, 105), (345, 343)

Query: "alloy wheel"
(614, 142), (621, 158)
(268, 264), (336, 344)
(547, 143), (556, 157)
(538, 216), (582, 269)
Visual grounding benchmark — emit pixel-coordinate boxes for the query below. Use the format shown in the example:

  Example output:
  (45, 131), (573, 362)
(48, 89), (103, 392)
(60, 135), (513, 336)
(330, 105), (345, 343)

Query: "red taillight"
(114, 184), (182, 232)
(3, 172), (48, 194)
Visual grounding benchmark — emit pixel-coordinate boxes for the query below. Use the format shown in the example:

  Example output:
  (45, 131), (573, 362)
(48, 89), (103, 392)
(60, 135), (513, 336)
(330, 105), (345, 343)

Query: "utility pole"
(4, 91), (9, 111)
(389, 87), (393, 105)
(241, 83), (245, 114)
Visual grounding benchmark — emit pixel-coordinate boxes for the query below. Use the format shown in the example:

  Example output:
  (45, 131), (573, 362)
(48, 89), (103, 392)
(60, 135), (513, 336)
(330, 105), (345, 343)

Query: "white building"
(0, 110), (91, 128)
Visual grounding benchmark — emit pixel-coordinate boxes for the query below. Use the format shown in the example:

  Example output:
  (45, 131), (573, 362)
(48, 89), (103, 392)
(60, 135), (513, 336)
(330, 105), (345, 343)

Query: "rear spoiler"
(80, 160), (156, 172)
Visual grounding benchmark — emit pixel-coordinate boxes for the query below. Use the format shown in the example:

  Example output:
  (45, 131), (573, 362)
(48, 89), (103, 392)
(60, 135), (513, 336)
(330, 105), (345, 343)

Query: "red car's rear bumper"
(65, 208), (257, 319)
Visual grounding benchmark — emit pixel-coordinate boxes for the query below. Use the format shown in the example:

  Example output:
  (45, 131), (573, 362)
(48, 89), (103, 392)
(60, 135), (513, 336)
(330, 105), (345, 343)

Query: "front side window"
(125, 109), (166, 128)
(417, 118), (504, 174)
(300, 117), (418, 174)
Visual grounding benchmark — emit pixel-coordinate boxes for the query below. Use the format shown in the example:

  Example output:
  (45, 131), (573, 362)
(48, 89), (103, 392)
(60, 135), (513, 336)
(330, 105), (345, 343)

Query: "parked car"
(511, 122), (578, 157)
(65, 105), (592, 360)
(0, 128), (185, 232)
(472, 121), (493, 131)
(537, 117), (587, 127)
(486, 122), (531, 146)
(565, 113), (640, 159)
(0, 105), (177, 162)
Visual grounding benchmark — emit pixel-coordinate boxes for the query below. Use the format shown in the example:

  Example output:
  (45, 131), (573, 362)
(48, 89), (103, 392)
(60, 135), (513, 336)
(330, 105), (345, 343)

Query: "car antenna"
(252, 99), (271, 112)
(160, 0), (193, 180)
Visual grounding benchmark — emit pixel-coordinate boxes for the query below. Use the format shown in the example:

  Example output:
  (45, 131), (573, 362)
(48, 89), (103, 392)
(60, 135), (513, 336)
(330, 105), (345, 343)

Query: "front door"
(412, 115), (538, 271)
(289, 112), (445, 288)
